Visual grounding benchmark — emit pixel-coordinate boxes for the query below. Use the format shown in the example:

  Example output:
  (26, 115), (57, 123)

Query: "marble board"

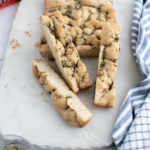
(0, 0), (143, 148)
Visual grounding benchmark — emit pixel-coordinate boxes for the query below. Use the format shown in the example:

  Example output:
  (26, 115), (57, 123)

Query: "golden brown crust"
(94, 22), (121, 108)
(41, 11), (92, 93)
(40, 44), (54, 61)
(45, 0), (113, 11)
(44, 0), (116, 53)
(80, 0), (113, 7)
(40, 33), (54, 61)
(32, 61), (39, 77)
(32, 59), (93, 128)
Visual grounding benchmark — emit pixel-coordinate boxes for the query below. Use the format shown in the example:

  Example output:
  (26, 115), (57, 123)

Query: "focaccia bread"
(94, 22), (121, 108)
(40, 11), (92, 93)
(40, 33), (99, 61)
(32, 59), (92, 128)
(39, 0), (116, 59)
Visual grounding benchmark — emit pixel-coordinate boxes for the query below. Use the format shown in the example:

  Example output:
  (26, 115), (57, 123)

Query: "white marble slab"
(0, 0), (143, 149)
(0, 2), (19, 70)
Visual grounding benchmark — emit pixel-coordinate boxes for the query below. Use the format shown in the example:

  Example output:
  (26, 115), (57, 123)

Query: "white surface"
(0, 0), (142, 149)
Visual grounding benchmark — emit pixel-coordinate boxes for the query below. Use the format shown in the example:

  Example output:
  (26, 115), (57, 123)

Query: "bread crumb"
(12, 43), (21, 50)
(24, 31), (31, 37)
(9, 57), (11, 59)
(34, 42), (40, 48)
(41, 93), (43, 96)
(94, 81), (96, 85)
(27, 24), (30, 26)
(42, 99), (48, 102)
(10, 39), (21, 50)
(11, 39), (14, 43)
(4, 84), (8, 88)
(93, 107), (95, 109)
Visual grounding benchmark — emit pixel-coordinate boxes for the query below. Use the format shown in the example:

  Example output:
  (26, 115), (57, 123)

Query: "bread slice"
(32, 59), (93, 128)
(40, 33), (54, 61)
(40, 33), (99, 60)
(41, 0), (116, 59)
(94, 22), (121, 108)
(40, 11), (92, 93)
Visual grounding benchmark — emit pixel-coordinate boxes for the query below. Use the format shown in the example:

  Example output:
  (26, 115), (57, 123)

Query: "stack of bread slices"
(32, 0), (121, 128)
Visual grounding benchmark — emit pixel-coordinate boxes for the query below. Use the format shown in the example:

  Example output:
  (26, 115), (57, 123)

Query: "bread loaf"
(39, 0), (116, 59)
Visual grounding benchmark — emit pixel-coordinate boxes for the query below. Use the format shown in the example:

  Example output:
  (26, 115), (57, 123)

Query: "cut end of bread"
(40, 33), (54, 61)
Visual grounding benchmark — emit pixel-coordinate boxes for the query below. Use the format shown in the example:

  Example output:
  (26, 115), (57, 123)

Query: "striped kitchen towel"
(112, 0), (150, 149)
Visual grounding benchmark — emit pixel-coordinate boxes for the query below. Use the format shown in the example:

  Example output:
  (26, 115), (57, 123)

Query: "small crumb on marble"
(10, 39), (21, 50)
(94, 81), (96, 85)
(9, 57), (11, 59)
(4, 84), (8, 88)
(42, 99), (48, 102)
(34, 42), (40, 48)
(12, 43), (21, 50)
(41, 93), (43, 96)
(24, 31), (31, 37)
(93, 107), (95, 109)
(27, 24), (30, 26)
(0, 59), (2, 61)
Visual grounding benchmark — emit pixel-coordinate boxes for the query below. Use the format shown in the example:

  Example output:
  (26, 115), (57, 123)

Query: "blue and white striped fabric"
(112, 0), (150, 149)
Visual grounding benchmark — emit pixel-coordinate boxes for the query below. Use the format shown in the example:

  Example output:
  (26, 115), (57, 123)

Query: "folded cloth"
(112, 0), (150, 149)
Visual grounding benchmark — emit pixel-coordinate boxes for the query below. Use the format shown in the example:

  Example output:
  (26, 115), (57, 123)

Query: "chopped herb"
(100, 63), (105, 68)
(45, 22), (50, 28)
(3, 144), (24, 150)
(42, 39), (47, 44)
(67, 96), (72, 99)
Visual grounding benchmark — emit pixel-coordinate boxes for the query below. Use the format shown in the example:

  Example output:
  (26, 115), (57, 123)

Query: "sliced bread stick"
(94, 22), (121, 108)
(32, 59), (93, 128)
(40, 10), (92, 93)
